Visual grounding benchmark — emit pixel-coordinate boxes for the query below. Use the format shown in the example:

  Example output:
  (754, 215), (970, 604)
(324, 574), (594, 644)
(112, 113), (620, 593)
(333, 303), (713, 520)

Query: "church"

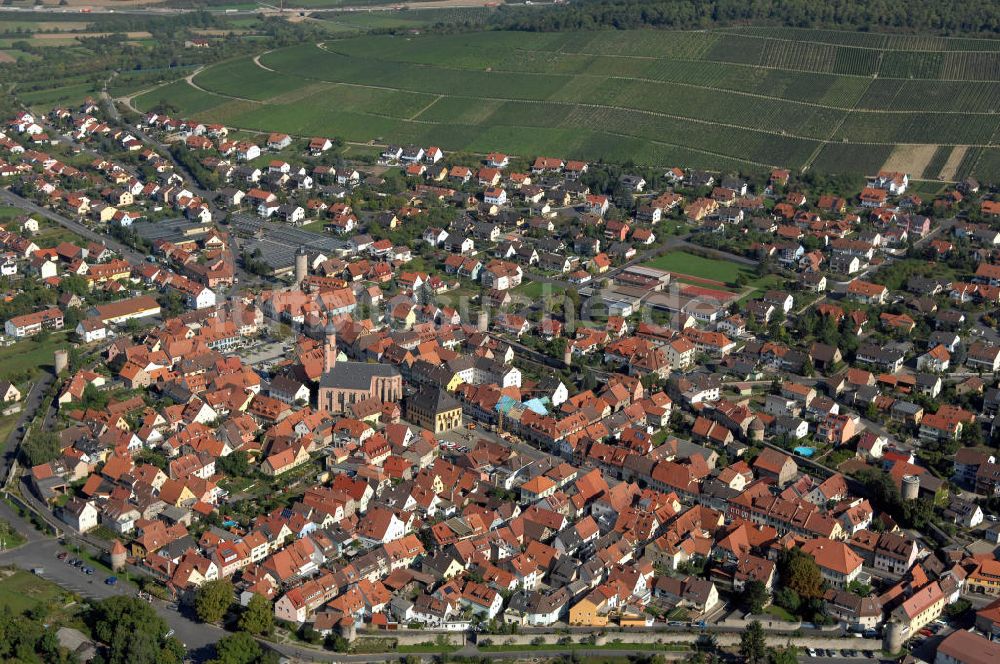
(317, 324), (402, 414)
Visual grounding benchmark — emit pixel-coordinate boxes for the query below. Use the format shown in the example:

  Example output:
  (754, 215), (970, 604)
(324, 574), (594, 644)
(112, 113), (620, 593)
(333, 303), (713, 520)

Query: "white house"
(76, 318), (108, 343)
(189, 286), (217, 310)
(236, 143), (261, 161)
(60, 498), (98, 533)
(484, 188), (507, 206)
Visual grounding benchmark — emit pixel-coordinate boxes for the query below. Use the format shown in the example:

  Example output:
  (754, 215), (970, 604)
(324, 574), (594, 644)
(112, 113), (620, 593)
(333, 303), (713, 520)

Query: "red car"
(56, 552), (68, 560)
(919, 628), (933, 637)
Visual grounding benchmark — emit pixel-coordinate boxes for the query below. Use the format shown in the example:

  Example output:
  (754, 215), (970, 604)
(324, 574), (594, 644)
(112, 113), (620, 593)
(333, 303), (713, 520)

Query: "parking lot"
(239, 339), (289, 368)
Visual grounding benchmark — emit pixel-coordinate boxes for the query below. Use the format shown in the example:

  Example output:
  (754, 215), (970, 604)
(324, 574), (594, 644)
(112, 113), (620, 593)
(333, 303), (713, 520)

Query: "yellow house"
(159, 480), (196, 507)
(439, 557), (466, 580)
(892, 582), (945, 635)
(967, 559), (1000, 595)
(262, 445), (310, 477)
(570, 589), (612, 627)
(618, 613), (647, 627)
(406, 387), (463, 434)
(97, 206), (118, 223)
(445, 371), (465, 392)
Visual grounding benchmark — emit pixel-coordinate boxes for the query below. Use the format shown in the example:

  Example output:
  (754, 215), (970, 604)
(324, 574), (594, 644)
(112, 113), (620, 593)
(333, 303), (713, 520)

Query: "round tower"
(109, 539), (127, 572)
(338, 615), (356, 642)
(323, 321), (337, 373)
(54, 349), (69, 375)
(295, 247), (308, 287)
(883, 621), (906, 654)
(749, 418), (765, 442)
(901, 474), (920, 501)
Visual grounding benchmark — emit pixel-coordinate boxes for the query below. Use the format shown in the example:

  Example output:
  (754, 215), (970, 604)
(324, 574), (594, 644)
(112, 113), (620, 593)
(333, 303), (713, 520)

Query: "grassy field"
(0, 330), (72, 381)
(137, 28), (1000, 180)
(514, 281), (553, 299)
(0, 569), (69, 614)
(642, 251), (752, 285)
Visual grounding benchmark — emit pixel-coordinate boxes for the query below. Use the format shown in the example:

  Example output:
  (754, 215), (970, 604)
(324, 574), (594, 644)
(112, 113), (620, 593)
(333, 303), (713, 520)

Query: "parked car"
(56, 552), (68, 560)
(105, 576), (118, 585)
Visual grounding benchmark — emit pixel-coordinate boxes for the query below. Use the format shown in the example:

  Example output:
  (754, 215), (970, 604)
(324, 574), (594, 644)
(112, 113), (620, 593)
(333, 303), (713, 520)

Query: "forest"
(491, 0), (1000, 34)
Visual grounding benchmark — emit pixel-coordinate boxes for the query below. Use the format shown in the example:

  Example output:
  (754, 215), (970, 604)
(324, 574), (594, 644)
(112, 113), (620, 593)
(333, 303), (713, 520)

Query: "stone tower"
(54, 349), (69, 375)
(295, 247), (308, 287)
(324, 321), (337, 373)
(883, 620), (906, 654)
(109, 539), (127, 572)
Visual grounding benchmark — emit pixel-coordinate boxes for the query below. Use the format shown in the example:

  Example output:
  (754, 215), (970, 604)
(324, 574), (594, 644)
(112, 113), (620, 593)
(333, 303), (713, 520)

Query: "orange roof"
(801, 538), (863, 575)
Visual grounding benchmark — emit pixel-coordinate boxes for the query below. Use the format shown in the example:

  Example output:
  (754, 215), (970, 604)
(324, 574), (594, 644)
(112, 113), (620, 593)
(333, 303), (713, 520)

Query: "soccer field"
(642, 252), (752, 286)
(136, 27), (1000, 180)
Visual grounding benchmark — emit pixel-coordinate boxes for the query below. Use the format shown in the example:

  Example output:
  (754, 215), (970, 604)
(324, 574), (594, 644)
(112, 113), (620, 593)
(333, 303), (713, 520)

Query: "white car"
(807, 648), (817, 658)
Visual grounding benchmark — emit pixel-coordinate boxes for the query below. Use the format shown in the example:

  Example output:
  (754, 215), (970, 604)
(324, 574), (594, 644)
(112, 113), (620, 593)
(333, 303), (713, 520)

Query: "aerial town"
(2, 94), (1000, 664)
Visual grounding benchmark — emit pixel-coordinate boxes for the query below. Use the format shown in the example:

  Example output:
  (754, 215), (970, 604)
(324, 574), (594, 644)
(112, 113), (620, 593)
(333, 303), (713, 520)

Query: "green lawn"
(300, 219), (328, 234)
(0, 520), (26, 550)
(0, 569), (69, 614)
(0, 413), (21, 451)
(764, 604), (797, 622)
(642, 251), (752, 285)
(513, 281), (561, 300)
(0, 206), (24, 221)
(0, 330), (73, 381)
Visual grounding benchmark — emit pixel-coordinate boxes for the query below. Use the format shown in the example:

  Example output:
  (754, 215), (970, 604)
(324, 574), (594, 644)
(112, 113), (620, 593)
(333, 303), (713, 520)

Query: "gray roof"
(319, 360), (400, 391)
(408, 386), (461, 414)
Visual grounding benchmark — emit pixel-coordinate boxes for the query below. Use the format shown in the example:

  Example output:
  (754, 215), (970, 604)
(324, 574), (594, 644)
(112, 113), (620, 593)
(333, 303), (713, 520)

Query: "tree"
(694, 633), (717, 653)
(774, 588), (802, 613)
(238, 593), (273, 636)
(768, 644), (798, 664)
(325, 633), (349, 652)
(218, 450), (251, 479)
(211, 631), (265, 664)
(88, 596), (184, 664)
(779, 547), (825, 601)
(20, 429), (61, 466)
(739, 620), (767, 664)
(82, 382), (109, 410)
(743, 580), (769, 614)
(195, 579), (234, 623)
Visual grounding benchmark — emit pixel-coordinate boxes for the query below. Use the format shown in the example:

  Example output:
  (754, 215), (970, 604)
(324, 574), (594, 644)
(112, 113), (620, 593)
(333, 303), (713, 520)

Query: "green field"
(643, 251), (753, 285)
(0, 330), (73, 382)
(138, 28), (1000, 180)
(0, 569), (69, 614)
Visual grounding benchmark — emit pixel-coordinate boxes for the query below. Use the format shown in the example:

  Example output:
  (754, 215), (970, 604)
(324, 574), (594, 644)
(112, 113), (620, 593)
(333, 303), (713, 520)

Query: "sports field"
(135, 27), (1000, 180)
(642, 251), (752, 286)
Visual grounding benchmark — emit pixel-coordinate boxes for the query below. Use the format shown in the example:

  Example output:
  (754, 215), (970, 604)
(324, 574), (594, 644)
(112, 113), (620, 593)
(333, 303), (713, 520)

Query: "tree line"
(490, 0), (1000, 35)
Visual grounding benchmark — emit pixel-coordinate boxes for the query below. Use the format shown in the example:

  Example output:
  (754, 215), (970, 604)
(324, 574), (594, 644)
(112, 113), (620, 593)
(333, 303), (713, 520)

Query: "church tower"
(324, 321), (337, 373)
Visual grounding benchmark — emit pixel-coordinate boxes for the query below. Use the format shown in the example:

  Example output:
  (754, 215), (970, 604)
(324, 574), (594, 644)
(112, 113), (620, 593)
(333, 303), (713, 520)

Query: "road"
(0, 373), (54, 485)
(0, 189), (146, 263)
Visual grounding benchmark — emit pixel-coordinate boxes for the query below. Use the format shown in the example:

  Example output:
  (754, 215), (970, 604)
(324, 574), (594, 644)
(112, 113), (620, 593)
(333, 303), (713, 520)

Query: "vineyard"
(136, 27), (1000, 181)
